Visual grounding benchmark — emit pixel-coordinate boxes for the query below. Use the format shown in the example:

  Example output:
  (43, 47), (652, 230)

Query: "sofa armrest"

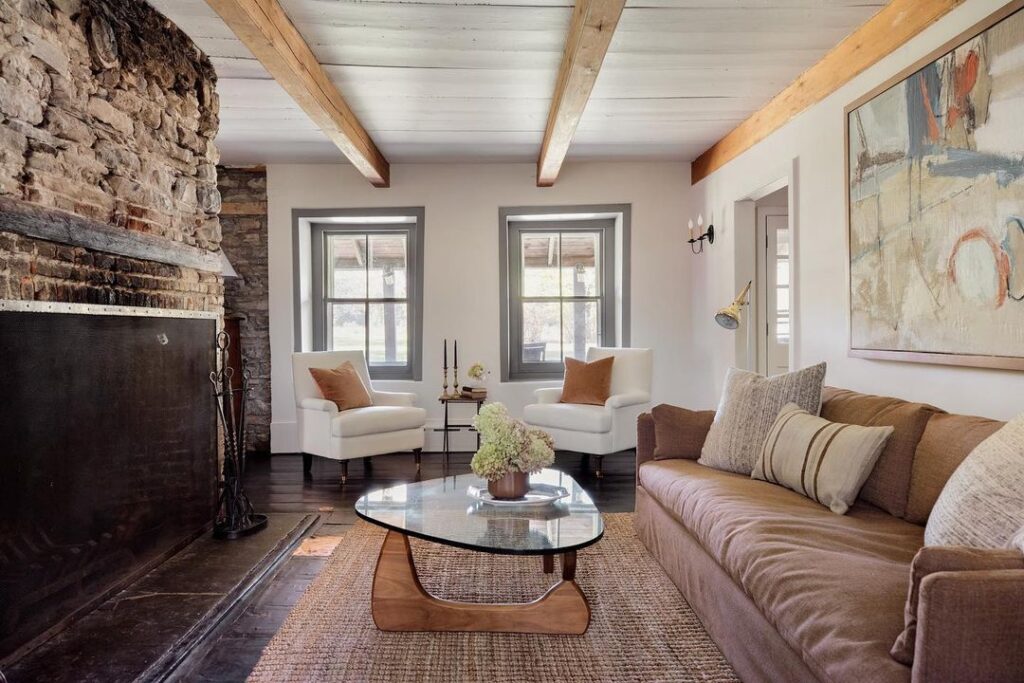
(534, 387), (563, 404)
(605, 391), (650, 409)
(912, 569), (1024, 683)
(300, 398), (339, 414)
(637, 413), (656, 468)
(372, 390), (417, 407)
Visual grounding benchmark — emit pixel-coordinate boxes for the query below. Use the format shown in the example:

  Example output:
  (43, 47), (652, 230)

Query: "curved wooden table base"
(371, 530), (591, 634)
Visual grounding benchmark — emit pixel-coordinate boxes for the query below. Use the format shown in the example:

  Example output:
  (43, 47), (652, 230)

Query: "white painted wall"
(267, 162), (692, 452)
(687, 0), (1023, 420)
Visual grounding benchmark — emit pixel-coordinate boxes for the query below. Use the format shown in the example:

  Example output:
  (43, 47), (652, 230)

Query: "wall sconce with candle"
(687, 214), (714, 254)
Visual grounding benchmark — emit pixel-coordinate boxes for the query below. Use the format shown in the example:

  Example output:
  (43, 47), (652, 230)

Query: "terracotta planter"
(488, 471), (529, 500)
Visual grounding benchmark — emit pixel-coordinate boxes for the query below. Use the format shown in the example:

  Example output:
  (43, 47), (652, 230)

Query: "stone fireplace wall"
(0, 0), (224, 662)
(218, 165), (270, 453)
(0, 0), (222, 311)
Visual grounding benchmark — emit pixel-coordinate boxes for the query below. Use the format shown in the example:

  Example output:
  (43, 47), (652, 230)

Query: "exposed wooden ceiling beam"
(205, 0), (390, 187)
(537, 0), (626, 187)
(690, 0), (965, 184)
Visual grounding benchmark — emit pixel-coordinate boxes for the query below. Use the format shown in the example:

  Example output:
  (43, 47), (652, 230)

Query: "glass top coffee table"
(354, 468), (603, 635)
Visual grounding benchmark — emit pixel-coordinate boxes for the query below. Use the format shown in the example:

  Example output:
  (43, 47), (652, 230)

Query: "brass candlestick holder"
(442, 366), (450, 399)
(453, 363), (459, 396)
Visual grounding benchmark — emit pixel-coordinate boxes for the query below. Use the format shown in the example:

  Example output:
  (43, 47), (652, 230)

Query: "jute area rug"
(248, 513), (738, 683)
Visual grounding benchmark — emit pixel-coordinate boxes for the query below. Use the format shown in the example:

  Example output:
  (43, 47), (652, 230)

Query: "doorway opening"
(754, 189), (790, 375)
(732, 171), (795, 376)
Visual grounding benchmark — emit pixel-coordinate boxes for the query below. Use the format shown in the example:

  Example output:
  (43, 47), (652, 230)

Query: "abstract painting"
(846, 4), (1024, 369)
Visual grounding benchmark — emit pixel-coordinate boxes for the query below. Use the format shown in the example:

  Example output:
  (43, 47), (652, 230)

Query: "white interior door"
(756, 207), (790, 375)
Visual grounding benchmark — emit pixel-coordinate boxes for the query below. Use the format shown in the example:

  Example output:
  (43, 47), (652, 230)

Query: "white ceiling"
(148, 0), (886, 166)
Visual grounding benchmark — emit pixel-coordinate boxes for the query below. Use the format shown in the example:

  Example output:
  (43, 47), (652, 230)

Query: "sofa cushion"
(639, 459), (922, 683)
(820, 387), (940, 519)
(331, 405), (427, 438)
(905, 412), (1005, 525)
(522, 402), (611, 433)
(651, 404), (715, 460)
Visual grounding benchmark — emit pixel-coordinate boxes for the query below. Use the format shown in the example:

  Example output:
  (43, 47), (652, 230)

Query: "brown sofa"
(635, 387), (1024, 683)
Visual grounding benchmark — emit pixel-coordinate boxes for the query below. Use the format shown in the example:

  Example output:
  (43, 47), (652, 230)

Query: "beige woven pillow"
(753, 403), (894, 514)
(925, 414), (1024, 548)
(699, 363), (826, 475)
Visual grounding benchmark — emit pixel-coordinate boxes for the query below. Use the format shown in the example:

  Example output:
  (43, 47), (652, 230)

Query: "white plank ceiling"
(148, 0), (886, 165)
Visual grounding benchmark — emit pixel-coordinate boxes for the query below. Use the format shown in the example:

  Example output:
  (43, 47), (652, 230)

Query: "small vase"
(488, 471), (529, 500)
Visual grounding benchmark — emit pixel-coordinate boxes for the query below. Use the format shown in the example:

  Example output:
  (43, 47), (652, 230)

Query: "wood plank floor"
(177, 449), (637, 681)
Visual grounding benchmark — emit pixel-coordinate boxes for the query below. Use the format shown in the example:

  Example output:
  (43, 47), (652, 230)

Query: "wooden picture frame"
(844, 0), (1024, 371)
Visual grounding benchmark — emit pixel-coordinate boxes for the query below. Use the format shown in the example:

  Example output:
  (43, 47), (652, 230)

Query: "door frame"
(729, 157), (800, 374)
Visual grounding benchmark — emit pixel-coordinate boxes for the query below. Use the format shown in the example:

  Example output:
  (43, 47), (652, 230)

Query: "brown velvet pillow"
(820, 387), (940, 519)
(890, 546), (1024, 665)
(309, 361), (372, 411)
(651, 404), (715, 460)
(560, 356), (614, 406)
(905, 412), (1005, 525)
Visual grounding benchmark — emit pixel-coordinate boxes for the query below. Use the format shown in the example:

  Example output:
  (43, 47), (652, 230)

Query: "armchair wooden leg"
(595, 454), (604, 479)
(414, 448), (422, 472)
(302, 453), (313, 477)
(340, 460), (348, 486)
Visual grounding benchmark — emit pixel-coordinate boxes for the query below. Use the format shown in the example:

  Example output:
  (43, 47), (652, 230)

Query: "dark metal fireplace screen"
(0, 302), (217, 660)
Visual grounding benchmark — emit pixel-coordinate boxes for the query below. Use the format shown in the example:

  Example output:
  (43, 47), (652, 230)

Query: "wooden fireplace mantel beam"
(0, 197), (222, 272)
(205, 0), (390, 188)
(536, 0), (626, 187)
(690, 0), (966, 184)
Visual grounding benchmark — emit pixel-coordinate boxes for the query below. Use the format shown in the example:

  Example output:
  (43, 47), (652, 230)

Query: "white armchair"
(523, 347), (652, 477)
(292, 351), (426, 484)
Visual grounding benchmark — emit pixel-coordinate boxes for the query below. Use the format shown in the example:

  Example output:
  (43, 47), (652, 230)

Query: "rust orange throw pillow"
(560, 356), (614, 406)
(309, 362), (372, 411)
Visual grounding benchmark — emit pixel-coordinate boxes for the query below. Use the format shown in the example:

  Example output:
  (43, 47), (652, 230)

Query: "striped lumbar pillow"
(752, 403), (894, 515)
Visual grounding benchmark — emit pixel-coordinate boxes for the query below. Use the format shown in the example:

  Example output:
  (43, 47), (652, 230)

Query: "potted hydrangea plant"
(471, 403), (555, 499)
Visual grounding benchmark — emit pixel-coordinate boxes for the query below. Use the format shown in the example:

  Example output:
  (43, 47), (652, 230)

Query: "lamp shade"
(715, 280), (752, 330)
(715, 304), (742, 330)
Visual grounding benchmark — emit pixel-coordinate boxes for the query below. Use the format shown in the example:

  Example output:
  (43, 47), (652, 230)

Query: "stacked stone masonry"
(218, 165), (270, 453)
(0, 0), (222, 312)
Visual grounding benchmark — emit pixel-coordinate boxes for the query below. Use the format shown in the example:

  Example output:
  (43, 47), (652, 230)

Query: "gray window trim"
(293, 207), (424, 381)
(499, 204), (631, 382)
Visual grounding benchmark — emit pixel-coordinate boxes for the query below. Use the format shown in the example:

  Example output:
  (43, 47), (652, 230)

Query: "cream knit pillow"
(699, 363), (827, 475)
(753, 403), (894, 514)
(925, 414), (1024, 548)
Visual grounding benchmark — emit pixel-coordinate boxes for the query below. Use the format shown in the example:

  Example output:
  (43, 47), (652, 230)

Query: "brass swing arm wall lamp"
(715, 280), (752, 330)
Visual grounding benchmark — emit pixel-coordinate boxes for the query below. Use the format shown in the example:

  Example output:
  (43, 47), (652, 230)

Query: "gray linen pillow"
(698, 363), (826, 475)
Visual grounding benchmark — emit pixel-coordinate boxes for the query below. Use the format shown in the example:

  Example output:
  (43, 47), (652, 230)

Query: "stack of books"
(460, 386), (487, 399)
